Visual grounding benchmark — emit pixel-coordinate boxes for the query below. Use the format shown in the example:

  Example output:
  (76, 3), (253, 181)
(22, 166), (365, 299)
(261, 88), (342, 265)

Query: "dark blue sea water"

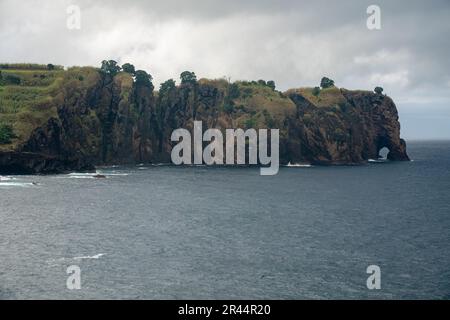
(0, 141), (449, 299)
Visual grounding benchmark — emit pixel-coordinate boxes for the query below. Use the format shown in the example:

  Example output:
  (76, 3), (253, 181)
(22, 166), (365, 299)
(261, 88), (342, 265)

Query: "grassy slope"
(0, 66), (106, 151)
(235, 82), (296, 129)
(0, 69), (64, 151)
(286, 86), (347, 108)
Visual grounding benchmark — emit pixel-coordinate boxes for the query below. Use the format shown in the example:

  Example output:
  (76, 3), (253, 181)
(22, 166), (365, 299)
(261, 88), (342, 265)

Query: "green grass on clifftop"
(0, 67), (68, 151)
(232, 81), (296, 129)
(0, 66), (106, 151)
(286, 86), (347, 108)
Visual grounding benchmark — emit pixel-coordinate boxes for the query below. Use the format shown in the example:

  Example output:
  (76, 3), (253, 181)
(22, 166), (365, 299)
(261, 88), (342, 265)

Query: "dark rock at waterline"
(0, 151), (95, 175)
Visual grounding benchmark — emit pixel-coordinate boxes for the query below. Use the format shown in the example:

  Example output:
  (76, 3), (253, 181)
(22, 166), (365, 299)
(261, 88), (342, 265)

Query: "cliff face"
(285, 88), (409, 164)
(5, 69), (160, 173)
(0, 67), (409, 174)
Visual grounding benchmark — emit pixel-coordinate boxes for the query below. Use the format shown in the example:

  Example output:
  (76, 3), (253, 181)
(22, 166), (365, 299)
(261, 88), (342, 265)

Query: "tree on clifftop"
(374, 86), (384, 95)
(257, 80), (267, 86)
(160, 79), (176, 95)
(180, 71), (197, 85)
(320, 77), (335, 89)
(100, 60), (121, 77)
(135, 70), (154, 89)
(122, 63), (136, 75)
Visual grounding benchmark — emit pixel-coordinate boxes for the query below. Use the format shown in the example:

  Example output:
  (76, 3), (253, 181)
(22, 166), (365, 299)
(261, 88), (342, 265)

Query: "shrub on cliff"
(135, 70), (154, 89)
(4, 74), (21, 85)
(320, 77), (335, 89)
(100, 60), (121, 77)
(122, 63), (136, 75)
(0, 123), (16, 144)
(223, 101), (235, 114)
(180, 71), (197, 85)
(374, 86), (384, 94)
(312, 87), (321, 96)
(160, 79), (176, 95)
(267, 80), (276, 91)
(257, 80), (267, 86)
(228, 83), (240, 99)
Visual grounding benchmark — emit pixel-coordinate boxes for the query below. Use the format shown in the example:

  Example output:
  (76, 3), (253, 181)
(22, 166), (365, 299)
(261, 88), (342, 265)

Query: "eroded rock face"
(285, 89), (409, 164)
(341, 90), (409, 162)
(0, 71), (409, 174)
(14, 72), (160, 171)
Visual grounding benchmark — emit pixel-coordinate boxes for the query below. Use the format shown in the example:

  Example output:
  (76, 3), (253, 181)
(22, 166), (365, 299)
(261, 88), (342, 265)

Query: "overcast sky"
(1, 0), (449, 139)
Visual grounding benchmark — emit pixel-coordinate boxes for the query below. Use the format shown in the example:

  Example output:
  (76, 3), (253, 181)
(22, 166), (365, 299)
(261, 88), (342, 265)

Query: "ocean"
(0, 141), (449, 299)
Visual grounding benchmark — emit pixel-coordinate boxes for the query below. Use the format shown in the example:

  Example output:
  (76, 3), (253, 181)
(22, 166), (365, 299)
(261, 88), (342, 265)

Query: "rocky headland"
(0, 62), (409, 174)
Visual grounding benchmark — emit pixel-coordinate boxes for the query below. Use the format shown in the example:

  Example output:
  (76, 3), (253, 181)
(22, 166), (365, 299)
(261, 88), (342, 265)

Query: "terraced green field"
(0, 68), (63, 150)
